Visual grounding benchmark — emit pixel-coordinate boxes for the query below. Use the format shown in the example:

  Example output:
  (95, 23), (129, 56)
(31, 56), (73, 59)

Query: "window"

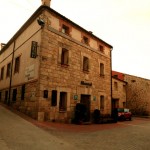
(6, 63), (11, 78)
(83, 36), (89, 45)
(0, 92), (1, 101)
(59, 92), (67, 111)
(0, 67), (4, 80)
(131, 79), (136, 83)
(61, 48), (69, 65)
(51, 90), (57, 106)
(114, 82), (118, 91)
(62, 25), (69, 35)
(123, 85), (126, 92)
(99, 45), (104, 53)
(43, 90), (48, 98)
(12, 89), (17, 102)
(123, 102), (126, 108)
(100, 63), (104, 76)
(5, 91), (8, 104)
(21, 84), (25, 100)
(113, 75), (118, 78)
(14, 56), (20, 73)
(100, 95), (104, 109)
(83, 56), (89, 72)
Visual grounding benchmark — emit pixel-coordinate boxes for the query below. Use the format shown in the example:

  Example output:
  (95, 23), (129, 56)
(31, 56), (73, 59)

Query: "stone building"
(0, 0), (113, 122)
(112, 76), (127, 109)
(124, 74), (150, 116)
(112, 71), (150, 116)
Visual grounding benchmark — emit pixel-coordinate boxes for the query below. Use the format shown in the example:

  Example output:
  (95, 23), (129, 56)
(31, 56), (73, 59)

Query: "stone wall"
(124, 74), (150, 116)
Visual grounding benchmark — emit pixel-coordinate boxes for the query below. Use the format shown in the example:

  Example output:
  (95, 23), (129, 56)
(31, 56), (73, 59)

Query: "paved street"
(1, 104), (150, 150)
(0, 104), (76, 150)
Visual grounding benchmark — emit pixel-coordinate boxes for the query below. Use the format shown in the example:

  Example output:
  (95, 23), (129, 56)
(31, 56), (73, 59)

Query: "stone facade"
(124, 74), (150, 116)
(112, 77), (127, 109)
(112, 71), (150, 116)
(0, 5), (112, 122)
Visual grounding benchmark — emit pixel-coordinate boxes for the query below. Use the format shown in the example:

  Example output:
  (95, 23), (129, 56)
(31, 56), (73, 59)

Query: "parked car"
(118, 108), (132, 121)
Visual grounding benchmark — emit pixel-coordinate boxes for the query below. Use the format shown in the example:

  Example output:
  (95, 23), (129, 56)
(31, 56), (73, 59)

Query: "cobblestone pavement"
(1, 103), (150, 150)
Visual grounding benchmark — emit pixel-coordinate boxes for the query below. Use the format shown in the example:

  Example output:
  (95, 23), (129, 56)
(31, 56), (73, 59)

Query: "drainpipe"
(8, 41), (16, 105)
(110, 48), (113, 115)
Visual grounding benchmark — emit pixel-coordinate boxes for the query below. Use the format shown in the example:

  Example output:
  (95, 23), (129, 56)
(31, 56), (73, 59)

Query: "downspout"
(110, 48), (113, 114)
(8, 41), (16, 105)
(125, 82), (128, 108)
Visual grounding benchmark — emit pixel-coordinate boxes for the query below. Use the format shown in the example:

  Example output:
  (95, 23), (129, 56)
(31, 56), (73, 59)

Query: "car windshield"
(124, 109), (129, 112)
(117, 108), (130, 112)
(118, 108), (124, 112)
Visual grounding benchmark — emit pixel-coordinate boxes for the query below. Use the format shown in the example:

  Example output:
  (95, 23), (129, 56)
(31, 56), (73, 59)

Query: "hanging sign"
(30, 41), (38, 58)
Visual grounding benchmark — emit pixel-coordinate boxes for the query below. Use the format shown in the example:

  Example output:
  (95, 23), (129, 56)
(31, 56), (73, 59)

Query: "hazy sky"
(0, 0), (150, 79)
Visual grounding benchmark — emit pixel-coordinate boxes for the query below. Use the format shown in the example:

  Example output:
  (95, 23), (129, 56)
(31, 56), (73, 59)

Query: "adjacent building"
(112, 71), (150, 116)
(112, 76), (127, 109)
(0, 0), (113, 122)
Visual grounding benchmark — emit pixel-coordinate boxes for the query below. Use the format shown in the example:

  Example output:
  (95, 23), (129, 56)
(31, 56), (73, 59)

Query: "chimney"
(41, 0), (51, 7)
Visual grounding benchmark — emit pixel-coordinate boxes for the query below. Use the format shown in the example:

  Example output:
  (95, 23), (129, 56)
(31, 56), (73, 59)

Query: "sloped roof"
(0, 5), (112, 54)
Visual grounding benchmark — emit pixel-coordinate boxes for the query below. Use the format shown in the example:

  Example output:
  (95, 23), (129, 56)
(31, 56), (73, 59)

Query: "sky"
(0, 0), (150, 79)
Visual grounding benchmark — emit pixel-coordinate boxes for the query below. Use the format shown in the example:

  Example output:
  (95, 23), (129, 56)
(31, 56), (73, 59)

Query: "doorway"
(112, 98), (119, 109)
(12, 89), (17, 102)
(80, 94), (91, 122)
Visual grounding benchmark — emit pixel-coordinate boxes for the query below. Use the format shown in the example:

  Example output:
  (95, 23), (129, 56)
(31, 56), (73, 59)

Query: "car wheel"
(129, 117), (132, 121)
(120, 115), (125, 121)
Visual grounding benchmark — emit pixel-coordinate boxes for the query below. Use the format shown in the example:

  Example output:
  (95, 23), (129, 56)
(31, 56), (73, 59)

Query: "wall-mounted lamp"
(37, 18), (45, 27)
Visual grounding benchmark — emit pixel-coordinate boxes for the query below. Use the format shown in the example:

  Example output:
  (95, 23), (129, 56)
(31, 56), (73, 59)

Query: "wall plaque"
(81, 81), (92, 86)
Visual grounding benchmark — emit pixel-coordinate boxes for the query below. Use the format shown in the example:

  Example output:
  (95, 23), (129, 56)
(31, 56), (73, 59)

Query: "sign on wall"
(25, 65), (35, 81)
(30, 41), (38, 58)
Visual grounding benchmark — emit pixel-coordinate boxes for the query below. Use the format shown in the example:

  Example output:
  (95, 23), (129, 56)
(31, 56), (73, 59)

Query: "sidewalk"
(0, 103), (77, 150)
(0, 103), (124, 133)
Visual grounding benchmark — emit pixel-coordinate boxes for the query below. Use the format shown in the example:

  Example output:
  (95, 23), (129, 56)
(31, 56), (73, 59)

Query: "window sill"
(14, 72), (19, 74)
(61, 64), (69, 68)
(100, 74), (105, 78)
(83, 70), (89, 74)
(82, 42), (89, 46)
(59, 110), (67, 113)
(62, 32), (70, 36)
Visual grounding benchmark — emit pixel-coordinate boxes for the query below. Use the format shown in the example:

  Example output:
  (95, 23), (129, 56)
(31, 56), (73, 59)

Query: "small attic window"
(131, 79), (136, 83)
(62, 25), (70, 35)
(113, 75), (118, 78)
(99, 45), (104, 53)
(83, 36), (89, 45)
